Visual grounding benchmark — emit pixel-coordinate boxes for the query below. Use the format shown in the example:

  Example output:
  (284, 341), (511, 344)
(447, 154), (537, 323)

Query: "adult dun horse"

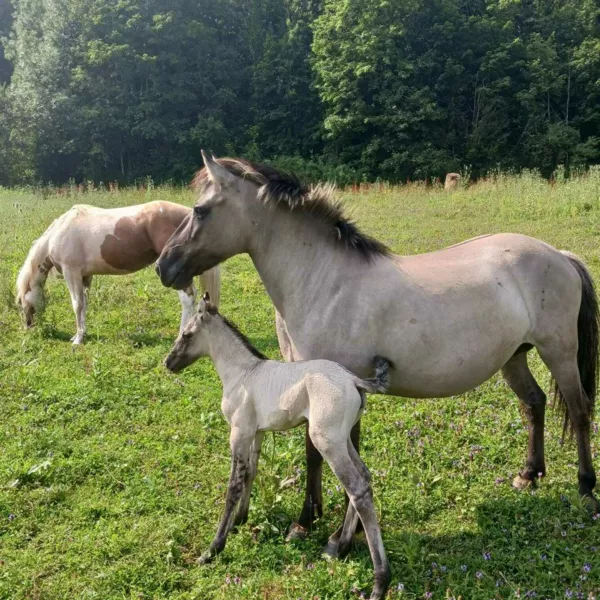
(17, 201), (220, 344)
(156, 152), (599, 542)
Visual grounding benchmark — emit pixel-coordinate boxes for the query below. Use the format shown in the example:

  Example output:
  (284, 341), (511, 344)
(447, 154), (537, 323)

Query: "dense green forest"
(0, 0), (599, 185)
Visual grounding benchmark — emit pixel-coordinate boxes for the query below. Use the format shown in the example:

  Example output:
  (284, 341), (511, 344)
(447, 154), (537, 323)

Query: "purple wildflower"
(541, 554), (547, 561)
(561, 531), (567, 537)
(397, 583), (405, 592)
(440, 565), (447, 573)
(7, 514), (15, 521)
(460, 564), (467, 572)
(483, 551), (491, 561)
(565, 590), (573, 598)
(306, 563), (315, 570)
(476, 571), (483, 579)
(424, 593), (433, 599)
(225, 575), (231, 585)
(583, 562), (591, 573)
(233, 576), (241, 585)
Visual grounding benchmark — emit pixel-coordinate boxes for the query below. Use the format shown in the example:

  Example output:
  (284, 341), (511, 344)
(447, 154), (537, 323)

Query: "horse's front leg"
(286, 426), (324, 540)
(177, 285), (197, 334)
(198, 428), (252, 564)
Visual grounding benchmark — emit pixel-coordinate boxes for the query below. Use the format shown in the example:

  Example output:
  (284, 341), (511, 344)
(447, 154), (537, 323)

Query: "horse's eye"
(194, 205), (211, 219)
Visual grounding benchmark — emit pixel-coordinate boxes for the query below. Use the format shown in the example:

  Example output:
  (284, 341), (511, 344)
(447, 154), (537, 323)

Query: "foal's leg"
(177, 284), (197, 334)
(537, 347), (598, 513)
(502, 351), (547, 489)
(63, 268), (86, 345)
(234, 431), (265, 526)
(198, 428), (253, 564)
(323, 423), (364, 557)
(325, 436), (370, 559)
(313, 430), (390, 600)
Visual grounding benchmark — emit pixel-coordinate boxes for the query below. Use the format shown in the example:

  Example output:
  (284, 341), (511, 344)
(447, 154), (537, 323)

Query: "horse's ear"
(203, 291), (210, 303)
(201, 150), (235, 188)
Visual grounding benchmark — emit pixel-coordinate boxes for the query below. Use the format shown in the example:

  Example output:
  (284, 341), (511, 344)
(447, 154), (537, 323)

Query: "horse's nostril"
(155, 263), (161, 277)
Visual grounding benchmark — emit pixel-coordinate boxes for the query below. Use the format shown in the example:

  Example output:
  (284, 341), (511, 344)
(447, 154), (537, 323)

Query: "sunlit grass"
(0, 172), (599, 599)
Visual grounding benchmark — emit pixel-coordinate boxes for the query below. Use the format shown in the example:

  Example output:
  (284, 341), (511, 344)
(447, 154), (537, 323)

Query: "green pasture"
(0, 172), (599, 599)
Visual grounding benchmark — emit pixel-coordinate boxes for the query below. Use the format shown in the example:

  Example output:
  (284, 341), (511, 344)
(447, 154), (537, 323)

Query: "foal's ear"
(197, 293), (213, 323)
(201, 150), (235, 189)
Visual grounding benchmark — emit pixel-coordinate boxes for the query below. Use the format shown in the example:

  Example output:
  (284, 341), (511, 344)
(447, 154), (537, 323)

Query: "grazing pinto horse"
(16, 201), (220, 344)
(156, 152), (599, 541)
(164, 293), (392, 599)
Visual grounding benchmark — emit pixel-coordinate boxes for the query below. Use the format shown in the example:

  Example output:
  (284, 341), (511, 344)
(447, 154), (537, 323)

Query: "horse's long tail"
(16, 219), (57, 313)
(554, 251), (599, 437)
(357, 356), (392, 394)
(199, 265), (221, 308)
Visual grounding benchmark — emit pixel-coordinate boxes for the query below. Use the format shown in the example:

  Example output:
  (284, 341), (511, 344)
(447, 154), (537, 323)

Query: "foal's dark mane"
(192, 158), (391, 262)
(219, 314), (268, 360)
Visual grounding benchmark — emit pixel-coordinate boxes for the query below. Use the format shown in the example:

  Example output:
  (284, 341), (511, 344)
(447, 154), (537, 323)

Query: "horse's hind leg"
(502, 350), (547, 489)
(63, 269), (86, 345)
(312, 428), (390, 600)
(537, 346), (598, 513)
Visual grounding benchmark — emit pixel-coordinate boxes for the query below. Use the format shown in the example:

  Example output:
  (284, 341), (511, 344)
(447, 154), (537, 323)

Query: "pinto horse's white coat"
(16, 201), (220, 344)
(164, 296), (391, 599)
(156, 153), (599, 527)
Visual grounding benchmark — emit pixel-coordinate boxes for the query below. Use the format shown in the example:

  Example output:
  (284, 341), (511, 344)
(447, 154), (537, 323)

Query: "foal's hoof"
(285, 523), (309, 542)
(71, 335), (84, 346)
(512, 474), (534, 490)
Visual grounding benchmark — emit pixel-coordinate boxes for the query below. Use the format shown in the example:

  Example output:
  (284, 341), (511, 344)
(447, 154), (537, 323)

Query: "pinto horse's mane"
(192, 158), (391, 262)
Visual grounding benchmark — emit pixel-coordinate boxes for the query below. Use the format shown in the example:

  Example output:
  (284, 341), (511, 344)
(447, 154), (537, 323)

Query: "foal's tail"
(554, 251), (599, 437)
(199, 266), (221, 308)
(16, 219), (56, 311)
(357, 356), (392, 394)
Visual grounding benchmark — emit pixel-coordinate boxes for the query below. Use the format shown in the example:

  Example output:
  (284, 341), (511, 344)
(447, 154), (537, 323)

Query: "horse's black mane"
(193, 158), (391, 262)
(220, 315), (268, 360)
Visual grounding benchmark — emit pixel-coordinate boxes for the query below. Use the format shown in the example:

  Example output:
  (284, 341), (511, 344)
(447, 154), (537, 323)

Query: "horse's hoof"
(582, 494), (600, 516)
(285, 523), (308, 542)
(322, 540), (339, 560)
(512, 474), (533, 490)
(197, 552), (213, 565)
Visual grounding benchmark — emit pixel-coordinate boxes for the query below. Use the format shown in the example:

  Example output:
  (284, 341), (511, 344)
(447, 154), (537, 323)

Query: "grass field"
(1, 172), (599, 600)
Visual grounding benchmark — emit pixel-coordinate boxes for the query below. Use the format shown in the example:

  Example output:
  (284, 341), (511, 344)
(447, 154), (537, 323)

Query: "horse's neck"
(209, 319), (262, 391)
(248, 210), (356, 315)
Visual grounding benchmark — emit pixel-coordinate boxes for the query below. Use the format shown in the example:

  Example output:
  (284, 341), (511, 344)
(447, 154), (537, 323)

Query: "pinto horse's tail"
(357, 356), (392, 395)
(554, 251), (599, 437)
(199, 266), (221, 308)
(16, 219), (57, 321)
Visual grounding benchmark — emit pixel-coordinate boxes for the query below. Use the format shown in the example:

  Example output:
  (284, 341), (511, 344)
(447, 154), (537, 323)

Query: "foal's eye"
(194, 205), (211, 220)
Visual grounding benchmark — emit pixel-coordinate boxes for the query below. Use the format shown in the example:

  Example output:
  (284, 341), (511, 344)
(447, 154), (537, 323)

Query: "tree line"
(0, 0), (599, 186)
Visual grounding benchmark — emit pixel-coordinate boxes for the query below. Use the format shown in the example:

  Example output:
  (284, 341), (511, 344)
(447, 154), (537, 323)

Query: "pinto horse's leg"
(63, 268), (86, 345)
(502, 351), (547, 489)
(177, 285), (197, 334)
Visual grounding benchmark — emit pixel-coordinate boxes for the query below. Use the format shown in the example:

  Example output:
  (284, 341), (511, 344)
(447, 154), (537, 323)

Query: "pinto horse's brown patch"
(100, 216), (158, 272)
